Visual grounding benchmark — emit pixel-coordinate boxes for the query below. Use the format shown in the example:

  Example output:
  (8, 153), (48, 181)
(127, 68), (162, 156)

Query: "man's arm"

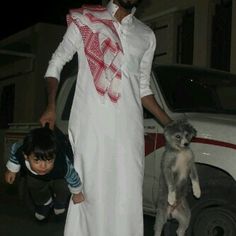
(40, 77), (58, 129)
(141, 94), (172, 126)
(40, 22), (82, 129)
(138, 30), (172, 127)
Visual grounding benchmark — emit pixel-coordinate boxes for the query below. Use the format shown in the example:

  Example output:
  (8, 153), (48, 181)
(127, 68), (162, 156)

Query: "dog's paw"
(168, 191), (176, 205)
(192, 181), (201, 198)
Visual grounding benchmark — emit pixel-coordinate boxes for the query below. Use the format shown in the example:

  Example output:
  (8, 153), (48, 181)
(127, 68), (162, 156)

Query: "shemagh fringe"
(67, 5), (123, 103)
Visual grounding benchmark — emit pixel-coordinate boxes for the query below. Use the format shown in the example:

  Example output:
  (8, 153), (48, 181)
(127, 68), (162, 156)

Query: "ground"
(0, 182), (162, 236)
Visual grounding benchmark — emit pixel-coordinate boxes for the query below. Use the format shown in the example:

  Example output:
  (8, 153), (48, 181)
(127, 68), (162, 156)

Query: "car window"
(154, 66), (236, 114)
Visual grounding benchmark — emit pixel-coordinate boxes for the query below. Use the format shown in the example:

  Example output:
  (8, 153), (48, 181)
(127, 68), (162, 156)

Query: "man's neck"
(113, 0), (130, 23)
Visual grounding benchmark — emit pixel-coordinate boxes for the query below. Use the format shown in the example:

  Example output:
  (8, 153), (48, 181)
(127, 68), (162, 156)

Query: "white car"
(7, 64), (236, 235)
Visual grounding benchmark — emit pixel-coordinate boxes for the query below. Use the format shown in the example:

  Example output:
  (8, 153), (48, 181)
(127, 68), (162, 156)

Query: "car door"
(143, 116), (158, 214)
(142, 70), (171, 215)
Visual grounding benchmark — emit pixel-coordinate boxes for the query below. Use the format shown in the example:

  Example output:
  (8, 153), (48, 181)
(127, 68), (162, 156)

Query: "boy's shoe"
(53, 202), (67, 222)
(53, 202), (66, 215)
(54, 208), (66, 215)
(34, 202), (53, 221)
(54, 208), (66, 222)
(35, 212), (47, 221)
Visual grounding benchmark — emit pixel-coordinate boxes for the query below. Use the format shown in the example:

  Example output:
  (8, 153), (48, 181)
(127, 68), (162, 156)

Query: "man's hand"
(5, 170), (17, 184)
(72, 192), (85, 204)
(39, 106), (56, 130)
(40, 77), (59, 129)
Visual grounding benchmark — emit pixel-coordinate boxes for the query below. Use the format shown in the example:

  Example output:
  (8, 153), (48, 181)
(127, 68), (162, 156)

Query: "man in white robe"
(40, 0), (172, 235)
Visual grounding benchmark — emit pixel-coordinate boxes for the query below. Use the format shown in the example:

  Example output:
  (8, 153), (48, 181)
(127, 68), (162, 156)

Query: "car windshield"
(154, 65), (236, 114)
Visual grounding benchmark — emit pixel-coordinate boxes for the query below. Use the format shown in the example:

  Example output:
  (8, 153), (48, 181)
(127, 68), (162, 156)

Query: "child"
(5, 125), (84, 221)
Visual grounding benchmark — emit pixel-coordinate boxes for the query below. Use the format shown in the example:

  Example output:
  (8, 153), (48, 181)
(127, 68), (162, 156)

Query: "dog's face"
(164, 119), (197, 150)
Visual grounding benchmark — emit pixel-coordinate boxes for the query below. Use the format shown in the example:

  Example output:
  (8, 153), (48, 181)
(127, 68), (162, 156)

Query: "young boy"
(5, 125), (84, 221)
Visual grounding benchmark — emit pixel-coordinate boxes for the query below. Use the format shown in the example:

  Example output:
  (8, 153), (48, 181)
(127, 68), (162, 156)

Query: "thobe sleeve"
(45, 22), (82, 81)
(139, 30), (156, 98)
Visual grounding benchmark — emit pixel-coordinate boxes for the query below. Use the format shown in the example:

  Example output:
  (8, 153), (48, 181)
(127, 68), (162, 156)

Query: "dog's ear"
(163, 124), (172, 143)
(163, 127), (169, 139)
(191, 126), (197, 137)
(178, 119), (197, 138)
(179, 117), (188, 124)
(186, 123), (197, 137)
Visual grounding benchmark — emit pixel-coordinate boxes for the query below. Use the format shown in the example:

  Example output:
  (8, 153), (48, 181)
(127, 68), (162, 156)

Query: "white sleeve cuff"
(141, 89), (153, 98)
(44, 65), (61, 80)
(6, 161), (20, 173)
(68, 184), (83, 194)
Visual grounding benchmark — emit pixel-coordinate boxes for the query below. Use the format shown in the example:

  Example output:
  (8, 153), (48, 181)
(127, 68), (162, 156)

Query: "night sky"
(0, 0), (101, 40)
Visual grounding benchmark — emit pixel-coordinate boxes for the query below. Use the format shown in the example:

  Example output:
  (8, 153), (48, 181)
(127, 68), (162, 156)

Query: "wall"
(0, 23), (67, 124)
(102, 0), (236, 72)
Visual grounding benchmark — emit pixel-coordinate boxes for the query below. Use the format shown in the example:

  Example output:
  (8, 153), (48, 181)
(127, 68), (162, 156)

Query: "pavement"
(0, 182), (65, 236)
(0, 181), (159, 236)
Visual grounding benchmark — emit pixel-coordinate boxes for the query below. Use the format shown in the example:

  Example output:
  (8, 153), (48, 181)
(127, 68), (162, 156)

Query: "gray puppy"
(154, 119), (201, 236)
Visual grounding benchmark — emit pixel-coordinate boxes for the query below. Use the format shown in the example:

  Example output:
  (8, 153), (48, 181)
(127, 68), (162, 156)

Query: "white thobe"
(45, 1), (156, 235)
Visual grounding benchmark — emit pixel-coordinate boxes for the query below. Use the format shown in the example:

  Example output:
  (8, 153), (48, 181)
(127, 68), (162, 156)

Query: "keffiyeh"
(67, 5), (123, 103)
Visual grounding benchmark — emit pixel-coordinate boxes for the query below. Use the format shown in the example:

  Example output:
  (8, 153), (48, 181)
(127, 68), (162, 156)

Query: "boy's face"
(25, 153), (55, 175)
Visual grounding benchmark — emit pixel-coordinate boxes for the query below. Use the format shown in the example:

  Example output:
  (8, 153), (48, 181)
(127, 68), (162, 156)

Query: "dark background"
(0, 0), (102, 40)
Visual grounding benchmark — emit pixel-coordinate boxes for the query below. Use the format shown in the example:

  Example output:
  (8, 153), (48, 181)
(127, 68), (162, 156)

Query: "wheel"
(189, 206), (236, 236)
(186, 164), (236, 236)
(186, 183), (236, 236)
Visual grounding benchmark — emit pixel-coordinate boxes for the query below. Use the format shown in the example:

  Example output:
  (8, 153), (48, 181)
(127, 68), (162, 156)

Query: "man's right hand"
(5, 170), (16, 184)
(40, 77), (59, 129)
(39, 106), (56, 130)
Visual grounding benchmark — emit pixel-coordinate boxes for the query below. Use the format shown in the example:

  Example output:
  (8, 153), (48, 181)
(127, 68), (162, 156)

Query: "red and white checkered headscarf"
(67, 5), (123, 103)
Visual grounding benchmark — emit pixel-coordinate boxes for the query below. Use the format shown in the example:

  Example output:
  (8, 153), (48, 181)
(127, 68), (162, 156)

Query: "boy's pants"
(26, 176), (70, 207)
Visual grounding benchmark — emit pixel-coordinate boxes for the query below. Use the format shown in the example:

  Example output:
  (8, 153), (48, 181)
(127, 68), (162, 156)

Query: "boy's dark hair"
(22, 125), (57, 160)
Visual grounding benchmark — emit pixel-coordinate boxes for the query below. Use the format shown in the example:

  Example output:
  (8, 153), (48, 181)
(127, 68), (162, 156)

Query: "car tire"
(186, 183), (236, 236)
(188, 206), (236, 236)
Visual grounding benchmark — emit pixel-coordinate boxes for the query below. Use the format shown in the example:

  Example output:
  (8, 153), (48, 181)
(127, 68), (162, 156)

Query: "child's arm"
(64, 156), (84, 204)
(5, 142), (22, 184)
